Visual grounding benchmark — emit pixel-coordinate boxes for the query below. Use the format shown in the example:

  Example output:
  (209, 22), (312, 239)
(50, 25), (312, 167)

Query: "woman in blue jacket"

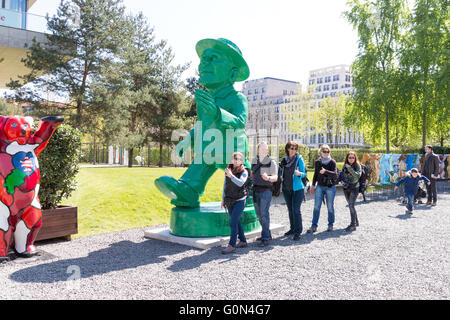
(394, 168), (430, 214)
(280, 142), (307, 241)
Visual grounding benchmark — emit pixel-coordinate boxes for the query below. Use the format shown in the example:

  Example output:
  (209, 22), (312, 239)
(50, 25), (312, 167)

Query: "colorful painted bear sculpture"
(0, 115), (63, 261)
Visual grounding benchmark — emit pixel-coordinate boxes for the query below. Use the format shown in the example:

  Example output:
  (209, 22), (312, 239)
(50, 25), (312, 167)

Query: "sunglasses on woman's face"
(233, 157), (243, 161)
(322, 150), (330, 154)
(290, 147), (297, 151)
(348, 157), (355, 159)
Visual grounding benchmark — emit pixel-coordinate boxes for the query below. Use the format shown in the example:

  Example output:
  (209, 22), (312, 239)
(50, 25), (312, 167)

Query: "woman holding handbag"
(280, 142), (307, 240)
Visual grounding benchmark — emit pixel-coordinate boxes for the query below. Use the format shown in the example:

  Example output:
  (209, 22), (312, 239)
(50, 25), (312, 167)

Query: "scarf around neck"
(321, 157), (331, 166)
(285, 155), (297, 168)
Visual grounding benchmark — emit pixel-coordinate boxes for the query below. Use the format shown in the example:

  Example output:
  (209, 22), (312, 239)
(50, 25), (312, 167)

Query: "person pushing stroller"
(394, 168), (430, 214)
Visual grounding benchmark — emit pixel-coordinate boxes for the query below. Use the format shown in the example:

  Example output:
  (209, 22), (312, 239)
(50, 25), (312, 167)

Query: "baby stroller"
(414, 180), (427, 204)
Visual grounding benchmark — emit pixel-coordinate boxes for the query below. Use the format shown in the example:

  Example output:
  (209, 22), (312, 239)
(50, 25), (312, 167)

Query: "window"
(255, 88), (259, 94)
(5, 0), (27, 12)
(248, 90), (252, 95)
(325, 76), (331, 83)
(283, 90), (287, 95)
(323, 85), (330, 91)
(317, 78), (323, 84)
(333, 74), (340, 81)
(262, 87), (265, 93)
(332, 83), (338, 90)
(309, 79), (315, 85)
(319, 133), (324, 144)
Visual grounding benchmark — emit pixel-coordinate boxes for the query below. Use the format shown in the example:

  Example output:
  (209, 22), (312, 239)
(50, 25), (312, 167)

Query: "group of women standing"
(220, 142), (363, 254)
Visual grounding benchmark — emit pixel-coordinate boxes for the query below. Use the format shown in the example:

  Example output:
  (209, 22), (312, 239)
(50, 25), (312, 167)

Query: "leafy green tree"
(344, 0), (407, 152)
(309, 94), (349, 146)
(283, 85), (315, 144)
(147, 47), (190, 167)
(399, 0), (449, 147)
(94, 12), (190, 167)
(6, 0), (127, 132)
(185, 76), (203, 119)
(93, 12), (163, 167)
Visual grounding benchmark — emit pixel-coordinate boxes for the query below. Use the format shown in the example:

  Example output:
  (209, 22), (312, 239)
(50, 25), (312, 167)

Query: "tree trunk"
(76, 99), (82, 129)
(422, 103), (427, 147)
(385, 107), (390, 154)
(159, 143), (163, 167)
(167, 147), (171, 167)
(93, 135), (96, 165)
(128, 147), (134, 168)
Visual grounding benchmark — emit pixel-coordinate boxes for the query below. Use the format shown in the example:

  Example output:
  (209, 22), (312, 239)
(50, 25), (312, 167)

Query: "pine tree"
(6, 0), (127, 133)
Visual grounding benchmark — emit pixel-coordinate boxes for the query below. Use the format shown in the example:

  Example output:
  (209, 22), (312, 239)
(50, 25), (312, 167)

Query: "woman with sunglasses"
(280, 141), (307, 240)
(307, 144), (338, 233)
(342, 151), (362, 232)
(221, 152), (250, 254)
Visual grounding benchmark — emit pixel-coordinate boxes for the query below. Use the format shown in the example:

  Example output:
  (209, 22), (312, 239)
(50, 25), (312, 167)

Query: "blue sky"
(29, 0), (359, 89)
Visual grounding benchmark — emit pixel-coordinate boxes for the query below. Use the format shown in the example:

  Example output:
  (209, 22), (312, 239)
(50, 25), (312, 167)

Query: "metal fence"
(362, 179), (449, 203)
(80, 143), (109, 164)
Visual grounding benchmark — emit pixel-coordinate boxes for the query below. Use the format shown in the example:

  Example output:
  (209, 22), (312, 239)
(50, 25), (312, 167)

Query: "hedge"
(39, 124), (82, 209)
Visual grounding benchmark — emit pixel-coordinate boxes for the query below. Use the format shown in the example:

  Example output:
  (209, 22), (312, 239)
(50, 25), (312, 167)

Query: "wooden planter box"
(36, 206), (78, 241)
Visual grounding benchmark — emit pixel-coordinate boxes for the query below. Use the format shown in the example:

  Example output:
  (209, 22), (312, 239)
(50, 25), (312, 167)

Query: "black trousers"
(426, 178), (437, 203)
(344, 187), (359, 226)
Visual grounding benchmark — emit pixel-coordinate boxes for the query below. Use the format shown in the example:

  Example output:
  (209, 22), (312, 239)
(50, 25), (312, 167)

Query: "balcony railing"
(0, 7), (48, 33)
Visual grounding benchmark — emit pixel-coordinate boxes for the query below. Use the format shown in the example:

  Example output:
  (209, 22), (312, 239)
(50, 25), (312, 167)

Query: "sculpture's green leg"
(155, 163), (218, 208)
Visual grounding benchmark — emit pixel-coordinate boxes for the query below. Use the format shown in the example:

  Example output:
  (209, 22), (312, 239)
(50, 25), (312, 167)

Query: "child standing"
(394, 168), (431, 214)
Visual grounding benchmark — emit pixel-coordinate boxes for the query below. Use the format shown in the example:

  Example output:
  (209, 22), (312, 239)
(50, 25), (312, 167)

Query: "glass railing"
(0, 8), (48, 33)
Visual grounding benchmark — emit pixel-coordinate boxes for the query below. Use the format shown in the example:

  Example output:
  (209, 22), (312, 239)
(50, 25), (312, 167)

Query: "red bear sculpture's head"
(1, 116), (33, 145)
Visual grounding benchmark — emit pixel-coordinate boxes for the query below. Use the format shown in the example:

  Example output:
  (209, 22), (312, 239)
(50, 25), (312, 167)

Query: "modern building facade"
(243, 66), (366, 148)
(0, 0), (47, 88)
(307, 64), (364, 147)
(308, 64), (354, 99)
(243, 77), (300, 144)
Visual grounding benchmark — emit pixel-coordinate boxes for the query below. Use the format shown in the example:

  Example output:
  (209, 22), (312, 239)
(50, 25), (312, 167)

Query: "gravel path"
(1, 190), (449, 300)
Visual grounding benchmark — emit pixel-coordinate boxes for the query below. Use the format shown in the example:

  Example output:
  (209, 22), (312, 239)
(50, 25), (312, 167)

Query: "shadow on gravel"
(273, 228), (353, 247)
(167, 247), (245, 272)
(389, 212), (417, 220)
(9, 239), (191, 283)
(412, 206), (433, 211)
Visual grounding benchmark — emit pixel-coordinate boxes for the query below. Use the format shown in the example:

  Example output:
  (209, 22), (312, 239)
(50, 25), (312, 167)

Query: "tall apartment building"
(243, 66), (366, 148)
(243, 77), (300, 144)
(307, 64), (364, 147)
(0, 0), (47, 88)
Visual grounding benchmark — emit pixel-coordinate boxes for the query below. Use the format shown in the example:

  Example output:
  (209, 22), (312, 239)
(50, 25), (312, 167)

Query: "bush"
(38, 124), (82, 209)
(304, 147), (423, 168)
(418, 146), (450, 154)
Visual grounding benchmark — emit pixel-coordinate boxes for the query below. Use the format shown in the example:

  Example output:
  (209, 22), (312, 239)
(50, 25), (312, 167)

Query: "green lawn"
(61, 165), (323, 238)
(62, 167), (224, 238)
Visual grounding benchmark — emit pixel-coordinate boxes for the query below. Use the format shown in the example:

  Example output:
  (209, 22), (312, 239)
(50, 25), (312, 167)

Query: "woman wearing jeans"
(281, 141), (307, 240)
(307, 144), (338, 233)
(342, 151), (362, 232)
(221, 152), (250, 254)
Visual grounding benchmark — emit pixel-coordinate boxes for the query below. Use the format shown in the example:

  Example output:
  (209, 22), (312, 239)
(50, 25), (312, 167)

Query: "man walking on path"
(421, 145), (440, 206)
